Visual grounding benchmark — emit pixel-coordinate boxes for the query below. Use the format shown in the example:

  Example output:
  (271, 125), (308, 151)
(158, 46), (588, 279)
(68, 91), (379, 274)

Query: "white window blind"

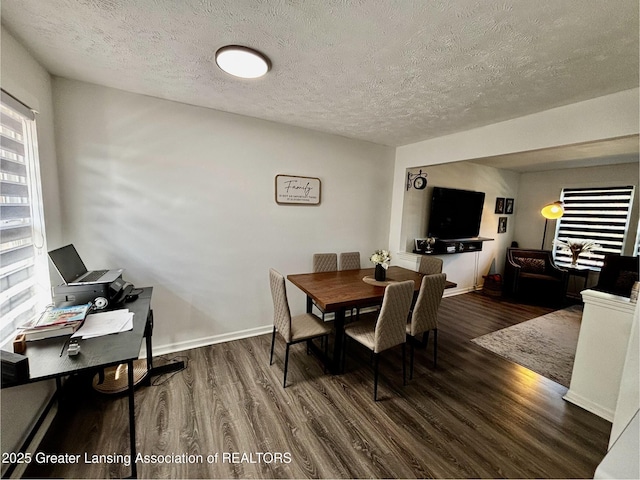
(0, 90), (50, 342)
(553, 186), (635, 268)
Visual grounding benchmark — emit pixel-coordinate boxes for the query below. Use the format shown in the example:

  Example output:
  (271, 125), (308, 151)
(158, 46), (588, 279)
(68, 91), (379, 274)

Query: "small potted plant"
(554, 238), (600, 266)
(370, 249), (391, 281)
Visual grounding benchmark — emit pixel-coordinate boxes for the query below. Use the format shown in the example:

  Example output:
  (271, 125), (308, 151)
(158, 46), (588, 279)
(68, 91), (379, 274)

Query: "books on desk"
(19, 303), (92, 341)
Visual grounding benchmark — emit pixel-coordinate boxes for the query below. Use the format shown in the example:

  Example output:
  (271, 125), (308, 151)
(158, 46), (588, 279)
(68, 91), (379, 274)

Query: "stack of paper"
(72, 309), (134, 339)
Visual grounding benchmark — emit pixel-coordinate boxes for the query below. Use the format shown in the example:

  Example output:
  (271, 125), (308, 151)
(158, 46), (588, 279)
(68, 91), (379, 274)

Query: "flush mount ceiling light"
(215, 45), (271, 79)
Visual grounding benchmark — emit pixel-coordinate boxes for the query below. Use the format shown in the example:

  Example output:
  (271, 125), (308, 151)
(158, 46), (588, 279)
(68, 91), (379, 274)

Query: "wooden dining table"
(287, 266), (456, 373)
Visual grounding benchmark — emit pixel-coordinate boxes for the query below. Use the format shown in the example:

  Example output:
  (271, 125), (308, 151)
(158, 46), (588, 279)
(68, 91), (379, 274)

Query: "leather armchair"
(504, 248), (568, 306)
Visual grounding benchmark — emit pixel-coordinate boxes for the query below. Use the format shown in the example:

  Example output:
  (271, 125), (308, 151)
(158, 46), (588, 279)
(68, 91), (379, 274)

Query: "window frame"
(0, 90), (50, 343)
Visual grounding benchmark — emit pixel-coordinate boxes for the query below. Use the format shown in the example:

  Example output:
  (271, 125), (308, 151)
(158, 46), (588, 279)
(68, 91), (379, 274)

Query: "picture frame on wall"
(495, 197), (505, 214)
(275, 174), (321, 205)
(498, 216), (507, 234)
(505, 198), (514, 214)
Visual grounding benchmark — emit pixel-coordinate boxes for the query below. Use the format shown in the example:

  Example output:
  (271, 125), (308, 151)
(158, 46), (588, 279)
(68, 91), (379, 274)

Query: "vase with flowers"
(554, 238), (600, 266)
(370, 249), (391, 281)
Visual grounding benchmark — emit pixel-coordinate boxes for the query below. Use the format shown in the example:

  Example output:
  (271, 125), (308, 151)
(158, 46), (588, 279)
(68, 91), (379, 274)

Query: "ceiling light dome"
(215, 45), (271, 79)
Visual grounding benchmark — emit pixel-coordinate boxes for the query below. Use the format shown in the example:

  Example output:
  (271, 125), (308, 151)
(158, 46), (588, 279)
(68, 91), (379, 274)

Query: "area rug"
(471, 305), (583, 387)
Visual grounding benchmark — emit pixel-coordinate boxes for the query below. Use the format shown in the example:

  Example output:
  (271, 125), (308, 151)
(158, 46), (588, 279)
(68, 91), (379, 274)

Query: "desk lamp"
(540, 201), (564, 249)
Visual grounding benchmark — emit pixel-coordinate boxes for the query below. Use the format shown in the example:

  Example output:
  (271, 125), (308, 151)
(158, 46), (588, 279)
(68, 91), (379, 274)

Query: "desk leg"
(145, 309), (185, 378)
(145, 309), (154, 372)
(127, 359), (138, 479)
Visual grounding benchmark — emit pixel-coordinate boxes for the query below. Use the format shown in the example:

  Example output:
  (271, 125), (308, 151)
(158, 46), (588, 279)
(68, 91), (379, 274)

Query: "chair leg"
(341, 336), (348, 372)
(433, 329), (438, 368)
(373, 353), (380, 401)
(402, 343), (406, 386)
(269, 326), (276, 365)
(283, 343), (290, 388)
(409, 339), (415, 380)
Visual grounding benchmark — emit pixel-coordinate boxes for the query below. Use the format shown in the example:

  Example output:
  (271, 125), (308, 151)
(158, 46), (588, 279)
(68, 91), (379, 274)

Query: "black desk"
(2, 287), (154, 478)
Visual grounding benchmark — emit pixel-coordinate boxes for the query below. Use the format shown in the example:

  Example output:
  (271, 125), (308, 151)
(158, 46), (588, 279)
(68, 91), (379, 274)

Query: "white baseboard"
(444, 286), (478, 297)
(563, 390), (615, 422)
(149, 325), (274, 357)
(146, 289), (473, 358)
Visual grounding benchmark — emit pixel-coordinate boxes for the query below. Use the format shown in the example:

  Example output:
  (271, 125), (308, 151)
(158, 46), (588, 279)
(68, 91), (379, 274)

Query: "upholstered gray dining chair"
(340, 252), (362, 318)
(418, 255), (443, 275)
(339, 252), (361, 271)
(269, 269), (332, 388)
(342, 280), (414, 401)
(406, 273), (446, 378)
(313, 253), (338, 273)
(312, 253), (338, 320)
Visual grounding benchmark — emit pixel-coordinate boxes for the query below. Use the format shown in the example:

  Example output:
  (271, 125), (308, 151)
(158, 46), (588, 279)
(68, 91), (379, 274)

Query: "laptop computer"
(48, 244), (124, 285)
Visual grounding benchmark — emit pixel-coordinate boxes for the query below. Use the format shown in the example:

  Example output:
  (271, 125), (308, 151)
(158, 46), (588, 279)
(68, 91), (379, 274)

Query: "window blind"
(554, 186), (635, 268)
(0, 90), (50, 342)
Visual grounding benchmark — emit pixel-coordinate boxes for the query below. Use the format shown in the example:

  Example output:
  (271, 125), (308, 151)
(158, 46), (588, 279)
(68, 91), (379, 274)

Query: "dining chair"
(312, 253), (338, 320)
(313, 253), (338, 273)
(339, 252), (361, 271)
(340, 252), (362, 318)
(269, 269), (332, 388)
(418, 255), (443, 275)
(407, 273), (446, 379)
(342, 280), (414, 401)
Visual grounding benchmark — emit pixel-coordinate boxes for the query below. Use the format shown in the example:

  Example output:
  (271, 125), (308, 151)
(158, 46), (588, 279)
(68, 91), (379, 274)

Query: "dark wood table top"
(2, 287), (152, 384)
(288, 266), (455, 312)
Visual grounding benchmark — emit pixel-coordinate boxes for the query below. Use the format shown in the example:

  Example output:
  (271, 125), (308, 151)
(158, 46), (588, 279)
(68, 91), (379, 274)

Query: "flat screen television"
(427, 186), (485, 239)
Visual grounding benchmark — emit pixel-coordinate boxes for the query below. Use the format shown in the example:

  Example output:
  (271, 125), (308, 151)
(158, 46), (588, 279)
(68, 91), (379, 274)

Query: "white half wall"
(52, 78), (396, 353)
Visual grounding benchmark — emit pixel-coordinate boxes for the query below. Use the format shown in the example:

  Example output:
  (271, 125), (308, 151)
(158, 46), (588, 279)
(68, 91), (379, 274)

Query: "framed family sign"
(275, 175), (321, 205)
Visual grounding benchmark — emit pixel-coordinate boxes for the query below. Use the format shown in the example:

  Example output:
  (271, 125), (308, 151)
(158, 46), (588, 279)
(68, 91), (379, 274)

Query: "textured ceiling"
(1, 0), (638, 148)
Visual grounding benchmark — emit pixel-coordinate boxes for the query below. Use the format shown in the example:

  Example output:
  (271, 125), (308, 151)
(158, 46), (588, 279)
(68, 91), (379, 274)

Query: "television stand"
(422, 237), (494, 255)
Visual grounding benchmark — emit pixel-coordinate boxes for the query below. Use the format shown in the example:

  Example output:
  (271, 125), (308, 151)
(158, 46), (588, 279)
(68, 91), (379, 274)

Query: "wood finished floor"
(23, 292), (611, 479)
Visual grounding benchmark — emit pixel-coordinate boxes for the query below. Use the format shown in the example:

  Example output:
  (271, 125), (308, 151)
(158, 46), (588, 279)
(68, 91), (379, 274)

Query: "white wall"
(390, 89), (640, 285)
(0, 26), (62, 466)
(515, 162), (640, 252)
(400, 162), (519, 292)
(52, 78), (396, 353)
